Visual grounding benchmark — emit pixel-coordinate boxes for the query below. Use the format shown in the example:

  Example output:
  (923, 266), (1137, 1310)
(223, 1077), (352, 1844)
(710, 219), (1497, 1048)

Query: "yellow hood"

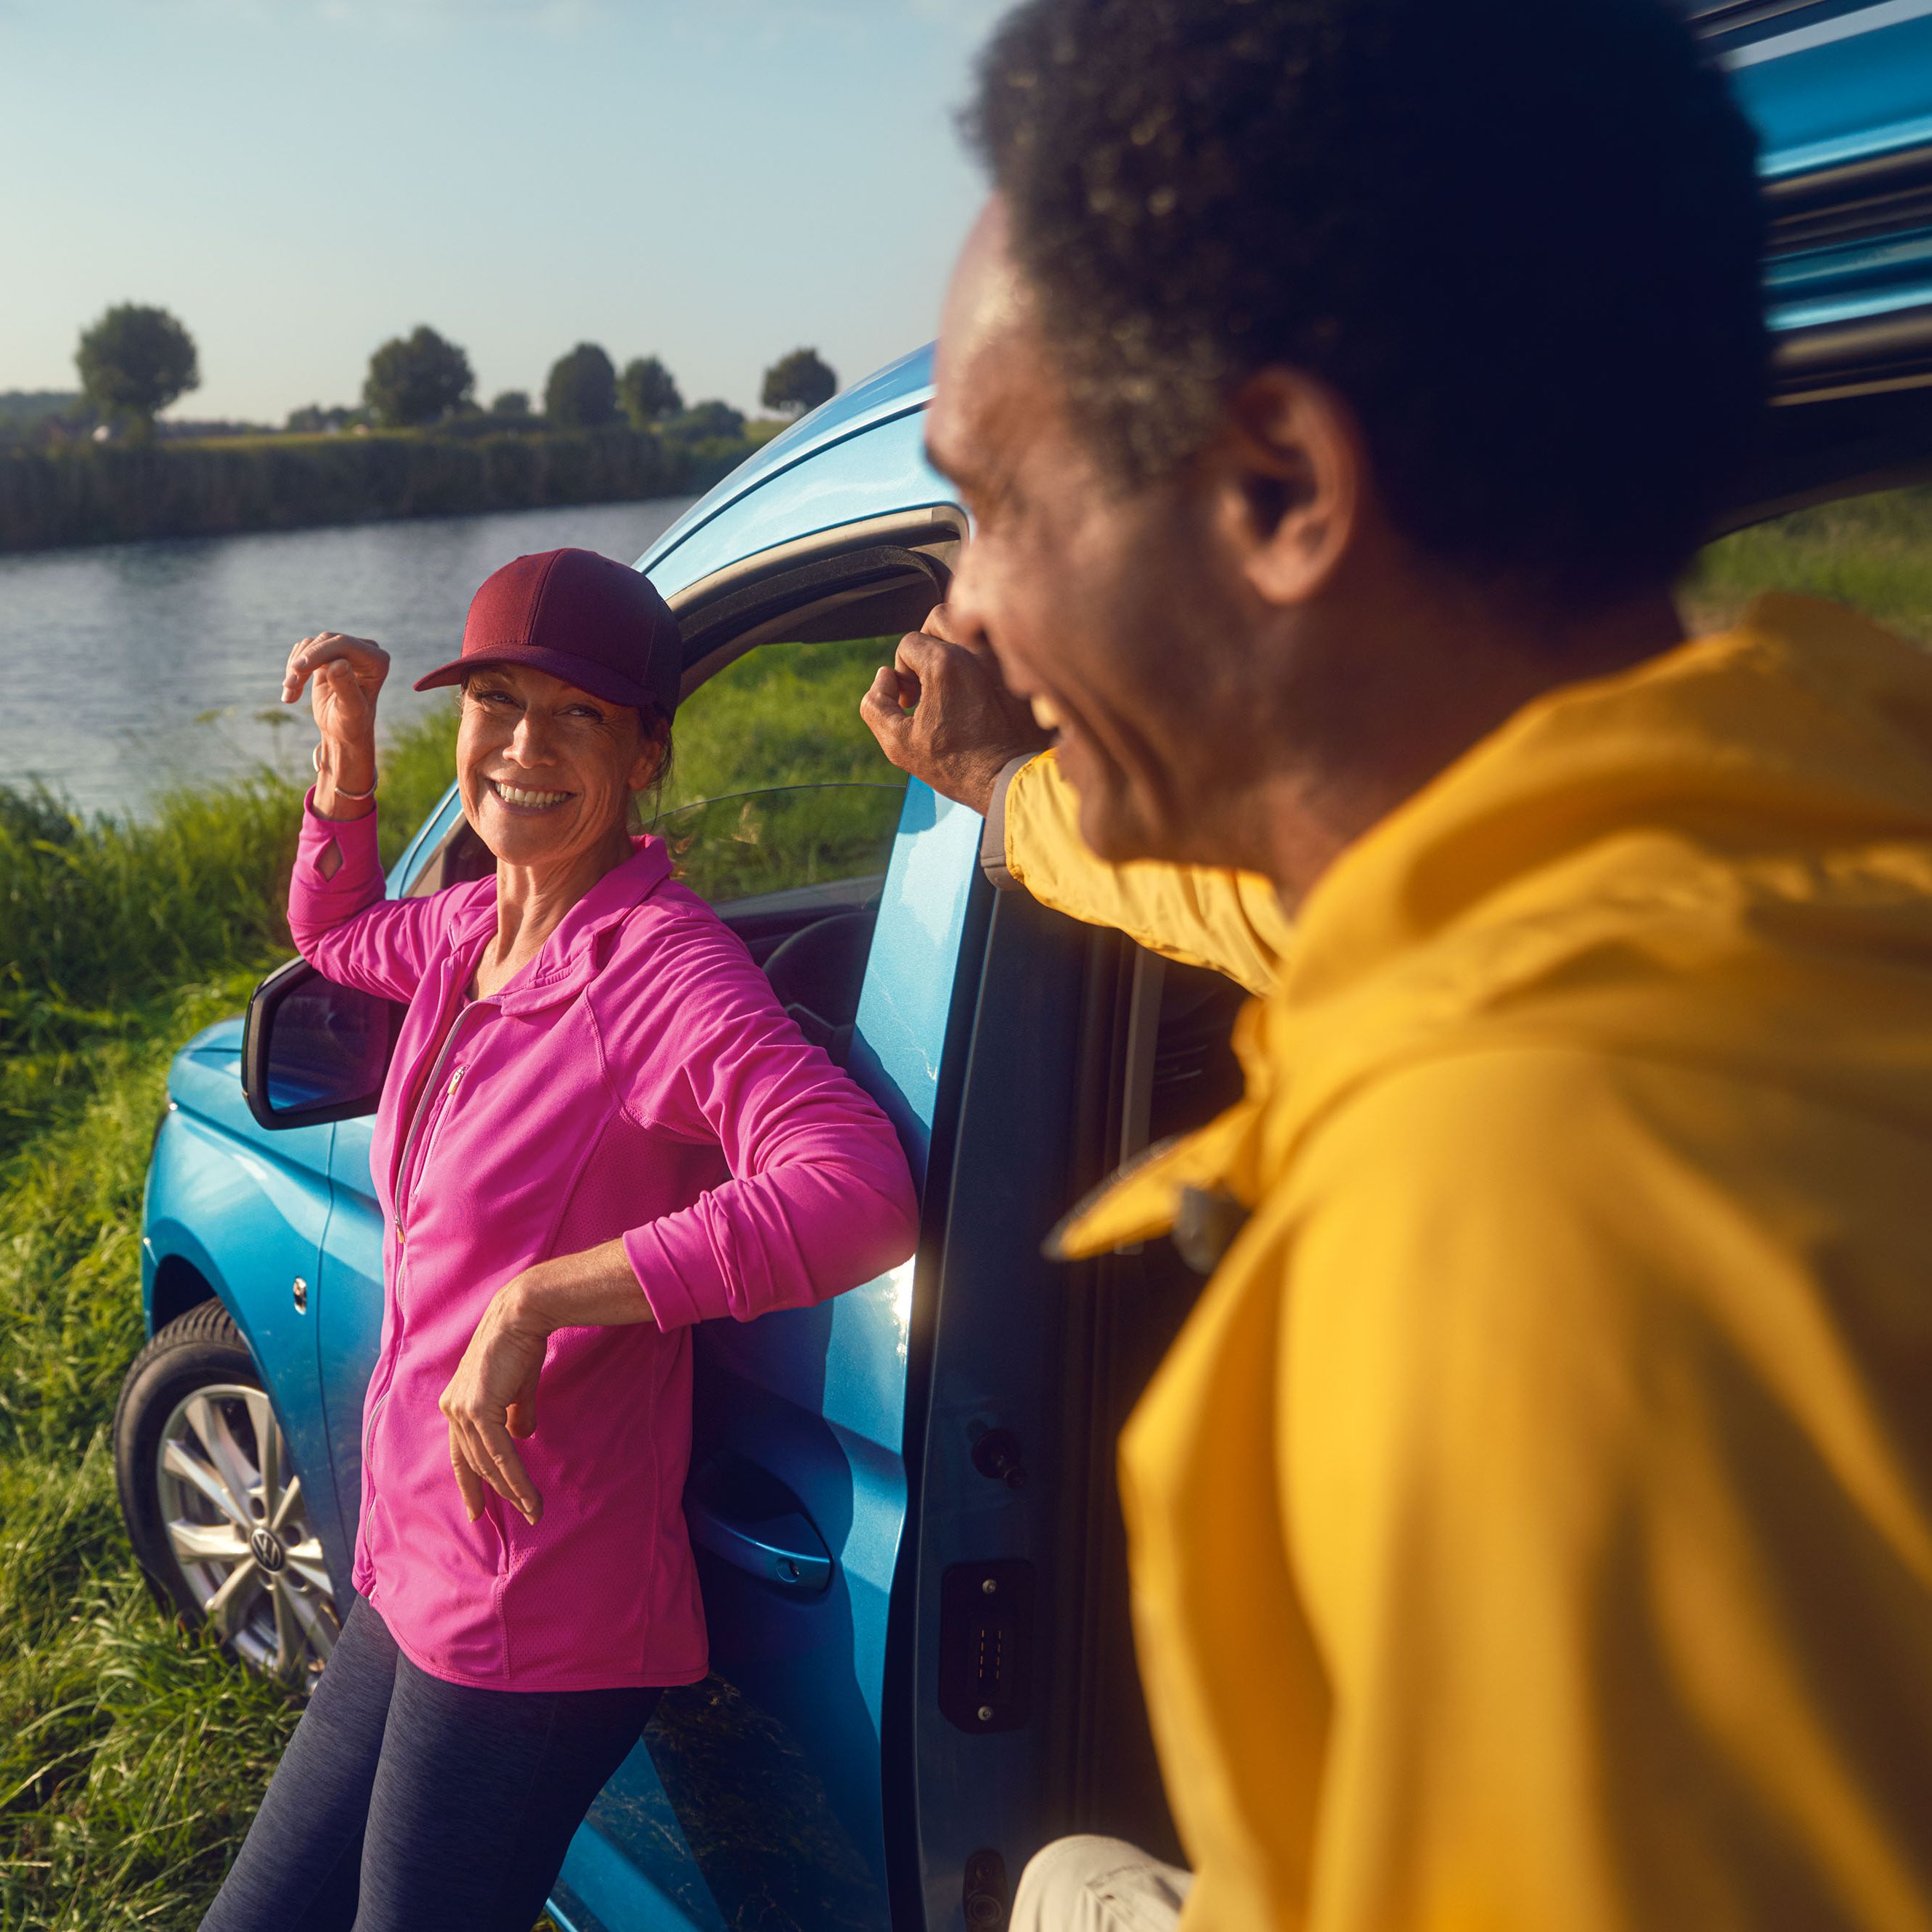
(1056, 593), (1932, 1257)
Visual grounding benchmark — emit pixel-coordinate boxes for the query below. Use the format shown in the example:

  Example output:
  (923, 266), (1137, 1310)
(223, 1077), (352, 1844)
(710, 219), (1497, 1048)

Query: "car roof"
(640, 346), (936, 586)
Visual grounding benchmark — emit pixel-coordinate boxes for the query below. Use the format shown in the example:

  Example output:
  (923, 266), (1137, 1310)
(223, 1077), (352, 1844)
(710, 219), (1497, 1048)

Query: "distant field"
(4, 487), (1931, 1925)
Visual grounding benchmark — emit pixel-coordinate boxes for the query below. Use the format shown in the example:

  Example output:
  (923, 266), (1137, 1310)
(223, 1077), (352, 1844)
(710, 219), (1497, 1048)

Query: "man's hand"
(860, 604), (1053, 815)
(441, 1279), (550, 1528)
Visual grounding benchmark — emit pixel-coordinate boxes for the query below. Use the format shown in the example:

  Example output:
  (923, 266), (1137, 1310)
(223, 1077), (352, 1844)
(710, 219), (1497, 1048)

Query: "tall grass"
(0, 710), (464, 1930)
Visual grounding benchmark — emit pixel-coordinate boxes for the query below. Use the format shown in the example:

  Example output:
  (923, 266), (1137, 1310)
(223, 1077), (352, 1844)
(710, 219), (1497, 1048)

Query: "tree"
(619, 356), (683, 429)
(286, 403), (361, 434)
(490, 390), (531, 417)
(75, 304), (199, 437)
(544, 343), (619, 428)
(667, 399), (745, 442)
(761, 347), (836, 419)
(363, 326), (474, 428)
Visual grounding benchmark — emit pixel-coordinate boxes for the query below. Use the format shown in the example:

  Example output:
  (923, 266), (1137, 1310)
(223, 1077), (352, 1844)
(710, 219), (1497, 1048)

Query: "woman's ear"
(1210, 366), (1365, 611)
(627, 712), (670, 795)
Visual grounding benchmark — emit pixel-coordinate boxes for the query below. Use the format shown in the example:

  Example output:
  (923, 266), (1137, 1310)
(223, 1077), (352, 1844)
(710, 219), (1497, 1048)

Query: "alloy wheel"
(154, 1382), (338, 1684)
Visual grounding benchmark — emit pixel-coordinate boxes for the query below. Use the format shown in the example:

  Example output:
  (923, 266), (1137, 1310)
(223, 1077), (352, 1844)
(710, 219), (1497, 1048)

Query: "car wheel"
(114, 1300), (339, 1689)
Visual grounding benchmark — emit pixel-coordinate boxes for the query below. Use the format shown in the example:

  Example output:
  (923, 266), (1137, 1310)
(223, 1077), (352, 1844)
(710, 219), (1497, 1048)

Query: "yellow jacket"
(995, 595), (1932, 1931)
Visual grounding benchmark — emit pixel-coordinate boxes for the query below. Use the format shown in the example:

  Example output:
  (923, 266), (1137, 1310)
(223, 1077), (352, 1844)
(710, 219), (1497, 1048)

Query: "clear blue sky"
(0, 0), (1004, 423)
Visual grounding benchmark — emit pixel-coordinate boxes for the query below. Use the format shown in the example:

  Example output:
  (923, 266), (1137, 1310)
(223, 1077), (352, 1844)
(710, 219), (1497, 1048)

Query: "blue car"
(111, 9), (1932, 1925)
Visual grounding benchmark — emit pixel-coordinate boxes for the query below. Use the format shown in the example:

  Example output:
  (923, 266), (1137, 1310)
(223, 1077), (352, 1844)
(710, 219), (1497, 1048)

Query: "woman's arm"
(438, 914), (921, 1525)
(281, 632), (452, 1002)
(610, 914), (921, 1329)
(437, 1238), (646, 1526)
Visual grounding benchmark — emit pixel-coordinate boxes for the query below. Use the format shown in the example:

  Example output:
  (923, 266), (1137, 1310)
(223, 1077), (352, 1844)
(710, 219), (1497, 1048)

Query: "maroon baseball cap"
(413, 548), (682, 718)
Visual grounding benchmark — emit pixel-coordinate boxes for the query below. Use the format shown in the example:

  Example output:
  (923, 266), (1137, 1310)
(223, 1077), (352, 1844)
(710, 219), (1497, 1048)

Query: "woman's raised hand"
(283, 632), (390, 818)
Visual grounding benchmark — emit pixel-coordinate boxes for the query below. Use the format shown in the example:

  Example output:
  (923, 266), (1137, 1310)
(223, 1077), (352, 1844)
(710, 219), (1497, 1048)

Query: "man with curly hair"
(862, 1), (1932, 1927)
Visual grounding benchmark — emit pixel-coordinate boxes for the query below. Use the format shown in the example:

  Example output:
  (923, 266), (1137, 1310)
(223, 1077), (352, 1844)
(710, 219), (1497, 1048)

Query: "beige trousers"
(1010, 1836), (1193, 1932)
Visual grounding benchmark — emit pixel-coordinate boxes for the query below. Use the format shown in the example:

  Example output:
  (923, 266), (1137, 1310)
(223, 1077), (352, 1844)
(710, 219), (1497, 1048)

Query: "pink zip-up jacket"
(286, 791), (919, 1691)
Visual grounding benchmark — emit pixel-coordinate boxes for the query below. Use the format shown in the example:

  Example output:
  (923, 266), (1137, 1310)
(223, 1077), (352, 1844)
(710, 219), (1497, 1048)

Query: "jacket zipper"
(391, 1000), (482, 1245)
(360, 996), (482, 1537)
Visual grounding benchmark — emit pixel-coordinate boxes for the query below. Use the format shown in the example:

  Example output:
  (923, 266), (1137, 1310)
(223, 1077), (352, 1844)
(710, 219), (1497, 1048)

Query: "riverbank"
(0, 424), (770, 554)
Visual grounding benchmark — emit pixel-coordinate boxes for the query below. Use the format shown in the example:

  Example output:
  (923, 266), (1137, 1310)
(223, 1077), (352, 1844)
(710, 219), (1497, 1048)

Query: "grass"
(6, 469), (1928, 1928)
(0, 635), (899, 1928)
(1680, 482), (1932, 643)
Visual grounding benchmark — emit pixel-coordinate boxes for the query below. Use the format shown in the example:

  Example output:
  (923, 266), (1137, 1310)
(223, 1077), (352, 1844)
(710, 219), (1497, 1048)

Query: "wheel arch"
(150, 1252), (219, 1334)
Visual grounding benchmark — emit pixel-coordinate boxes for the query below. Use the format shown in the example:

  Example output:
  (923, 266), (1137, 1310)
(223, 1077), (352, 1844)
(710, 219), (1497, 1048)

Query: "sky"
(0, 0), (1005, 423)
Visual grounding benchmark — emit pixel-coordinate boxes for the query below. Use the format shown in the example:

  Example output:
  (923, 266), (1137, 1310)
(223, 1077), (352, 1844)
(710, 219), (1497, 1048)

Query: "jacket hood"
(1058, 594), (1932, 1256)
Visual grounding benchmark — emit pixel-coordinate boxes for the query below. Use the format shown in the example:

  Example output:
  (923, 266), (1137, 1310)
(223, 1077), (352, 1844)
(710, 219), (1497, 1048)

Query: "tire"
(114, 1300), (339, 1689)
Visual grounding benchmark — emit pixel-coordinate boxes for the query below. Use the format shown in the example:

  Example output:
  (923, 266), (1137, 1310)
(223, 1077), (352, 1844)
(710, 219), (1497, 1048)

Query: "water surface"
(0, 498), (695, 819)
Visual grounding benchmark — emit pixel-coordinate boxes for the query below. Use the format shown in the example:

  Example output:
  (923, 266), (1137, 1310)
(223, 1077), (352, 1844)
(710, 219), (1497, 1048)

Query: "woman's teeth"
(490, 780), (570, 808)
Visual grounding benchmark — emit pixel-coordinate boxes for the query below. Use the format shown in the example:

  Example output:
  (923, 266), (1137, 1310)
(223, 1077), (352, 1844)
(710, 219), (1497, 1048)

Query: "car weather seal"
(667, 506), (962, 621)
(1771, 297), (1932, 396)
(1686, 0), (1909, 50)
(1764, 140), (1932, 251)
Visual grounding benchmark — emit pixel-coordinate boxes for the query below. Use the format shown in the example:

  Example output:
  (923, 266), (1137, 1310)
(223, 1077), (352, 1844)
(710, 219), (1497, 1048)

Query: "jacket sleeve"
(1215, 1045), (1927, 1932)
(285, 788), (451, 1003)
(608, 915), (920, 1329)
(986, 750), (1292, 998)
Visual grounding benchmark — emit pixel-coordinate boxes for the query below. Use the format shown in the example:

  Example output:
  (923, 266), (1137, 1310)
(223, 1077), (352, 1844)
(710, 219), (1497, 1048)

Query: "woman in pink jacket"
(200, 549), (920, 1932)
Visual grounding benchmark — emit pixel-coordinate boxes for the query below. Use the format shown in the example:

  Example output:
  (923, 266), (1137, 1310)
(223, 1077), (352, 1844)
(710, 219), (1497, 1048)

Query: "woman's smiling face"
(456, 663), (666, 871)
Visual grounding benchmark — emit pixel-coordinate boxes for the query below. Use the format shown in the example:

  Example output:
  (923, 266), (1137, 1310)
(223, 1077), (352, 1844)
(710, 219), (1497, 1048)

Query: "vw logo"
(249, 1525), (286, 1574)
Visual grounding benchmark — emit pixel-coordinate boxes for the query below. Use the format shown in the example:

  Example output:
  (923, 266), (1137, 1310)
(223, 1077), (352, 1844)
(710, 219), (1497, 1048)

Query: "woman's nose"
(508, 712), (557, 763)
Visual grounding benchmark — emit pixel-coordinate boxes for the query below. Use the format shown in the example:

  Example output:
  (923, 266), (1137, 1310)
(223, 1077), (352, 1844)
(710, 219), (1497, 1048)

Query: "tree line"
(47, 304), (839, 443)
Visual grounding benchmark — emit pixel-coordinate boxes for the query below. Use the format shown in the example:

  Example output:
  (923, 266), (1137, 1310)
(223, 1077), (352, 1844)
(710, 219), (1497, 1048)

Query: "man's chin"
(1073, 782), (1169, 867)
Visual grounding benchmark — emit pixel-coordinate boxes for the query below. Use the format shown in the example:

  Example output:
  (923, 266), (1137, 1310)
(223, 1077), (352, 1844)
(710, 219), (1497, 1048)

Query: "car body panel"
(639, 352), (940, 600)
(1721, 1), (1932, 175)
(142, 1056), (345, 1575)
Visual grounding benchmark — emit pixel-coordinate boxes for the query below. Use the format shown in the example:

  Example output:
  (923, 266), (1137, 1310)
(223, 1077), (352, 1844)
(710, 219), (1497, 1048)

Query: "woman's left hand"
(441, 1281), (550, 1526)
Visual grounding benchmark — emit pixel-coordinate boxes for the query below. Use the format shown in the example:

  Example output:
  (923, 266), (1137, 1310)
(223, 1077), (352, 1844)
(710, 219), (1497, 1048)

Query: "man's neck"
(1251, 587), (1684, 911)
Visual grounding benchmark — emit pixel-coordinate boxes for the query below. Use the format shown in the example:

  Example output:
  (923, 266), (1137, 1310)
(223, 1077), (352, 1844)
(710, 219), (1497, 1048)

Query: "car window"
(396, 634), (914, 908)
(1681, 483), (1932, 643)
(651, 634), (908, 908)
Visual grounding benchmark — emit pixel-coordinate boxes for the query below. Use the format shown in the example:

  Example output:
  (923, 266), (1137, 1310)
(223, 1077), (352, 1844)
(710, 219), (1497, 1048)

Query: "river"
(0, 498), (696, 819)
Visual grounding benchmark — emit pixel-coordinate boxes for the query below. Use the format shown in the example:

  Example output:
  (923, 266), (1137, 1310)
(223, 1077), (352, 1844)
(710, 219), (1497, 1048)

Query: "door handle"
(686, 1496), (833, 1595)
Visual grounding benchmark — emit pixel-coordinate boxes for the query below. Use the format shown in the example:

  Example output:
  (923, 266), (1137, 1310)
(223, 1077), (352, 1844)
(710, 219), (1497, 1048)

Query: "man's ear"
(1212, 366), (1364, 608)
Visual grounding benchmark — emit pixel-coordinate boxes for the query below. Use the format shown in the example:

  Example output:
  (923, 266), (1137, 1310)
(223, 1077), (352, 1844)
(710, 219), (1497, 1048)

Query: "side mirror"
(242, 957), (404, 1131)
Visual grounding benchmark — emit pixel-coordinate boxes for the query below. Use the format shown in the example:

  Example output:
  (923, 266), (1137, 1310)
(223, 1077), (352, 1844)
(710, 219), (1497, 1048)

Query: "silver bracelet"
(313, 742), (377, 799)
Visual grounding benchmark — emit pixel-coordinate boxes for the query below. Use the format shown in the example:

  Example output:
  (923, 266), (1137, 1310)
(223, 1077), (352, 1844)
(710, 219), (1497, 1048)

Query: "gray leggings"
(198, 1594), (661, 1932)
